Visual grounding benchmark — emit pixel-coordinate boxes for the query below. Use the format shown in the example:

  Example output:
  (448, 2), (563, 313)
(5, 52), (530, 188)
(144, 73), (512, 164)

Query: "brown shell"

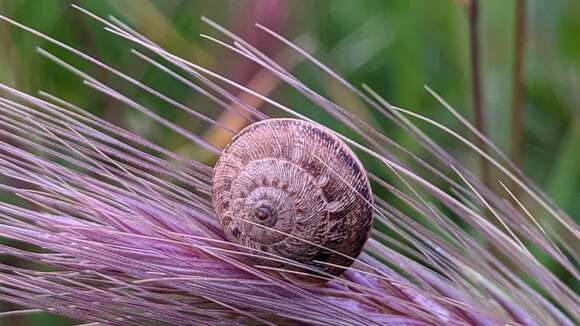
(212, 118), (373, 277)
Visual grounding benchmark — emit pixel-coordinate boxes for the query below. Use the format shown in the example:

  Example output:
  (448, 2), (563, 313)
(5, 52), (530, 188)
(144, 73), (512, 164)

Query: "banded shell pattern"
(212, 118), (373, 277)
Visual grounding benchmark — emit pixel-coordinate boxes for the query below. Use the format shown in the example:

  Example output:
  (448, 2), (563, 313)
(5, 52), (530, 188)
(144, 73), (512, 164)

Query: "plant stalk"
(467, 0), (491, 191)
(511, 0), (527, 190)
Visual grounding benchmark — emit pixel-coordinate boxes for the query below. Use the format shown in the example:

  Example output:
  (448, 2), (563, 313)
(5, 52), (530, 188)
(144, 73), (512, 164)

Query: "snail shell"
(212, 118), (373, 277)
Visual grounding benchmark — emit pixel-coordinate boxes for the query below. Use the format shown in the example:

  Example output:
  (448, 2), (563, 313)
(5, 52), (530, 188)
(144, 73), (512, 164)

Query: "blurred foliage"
(0, 0), (579, 324)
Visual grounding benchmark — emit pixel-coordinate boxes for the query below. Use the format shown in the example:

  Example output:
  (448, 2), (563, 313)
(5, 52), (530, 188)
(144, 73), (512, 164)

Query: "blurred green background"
(0, 0), (579, 324)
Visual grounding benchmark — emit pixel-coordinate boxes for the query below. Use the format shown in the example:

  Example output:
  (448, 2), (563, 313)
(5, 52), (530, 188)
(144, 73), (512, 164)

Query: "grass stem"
(467, 0), (491, 190)
(511, 0), (527, 191)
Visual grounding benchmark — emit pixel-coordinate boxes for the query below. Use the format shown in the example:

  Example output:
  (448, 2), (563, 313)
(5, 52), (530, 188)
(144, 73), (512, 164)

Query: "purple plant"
(0, 5), (577, 325)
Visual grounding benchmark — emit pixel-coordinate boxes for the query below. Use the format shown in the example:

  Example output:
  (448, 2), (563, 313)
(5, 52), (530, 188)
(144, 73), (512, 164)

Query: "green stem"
(511, 0), (526, 180)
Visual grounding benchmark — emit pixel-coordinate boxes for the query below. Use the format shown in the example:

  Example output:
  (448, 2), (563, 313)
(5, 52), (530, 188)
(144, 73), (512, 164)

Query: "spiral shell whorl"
(212, 118), (373, 276)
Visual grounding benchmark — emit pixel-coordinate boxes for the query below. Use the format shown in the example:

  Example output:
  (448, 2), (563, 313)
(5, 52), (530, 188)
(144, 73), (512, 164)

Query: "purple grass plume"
(0, 5), (578, 326)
